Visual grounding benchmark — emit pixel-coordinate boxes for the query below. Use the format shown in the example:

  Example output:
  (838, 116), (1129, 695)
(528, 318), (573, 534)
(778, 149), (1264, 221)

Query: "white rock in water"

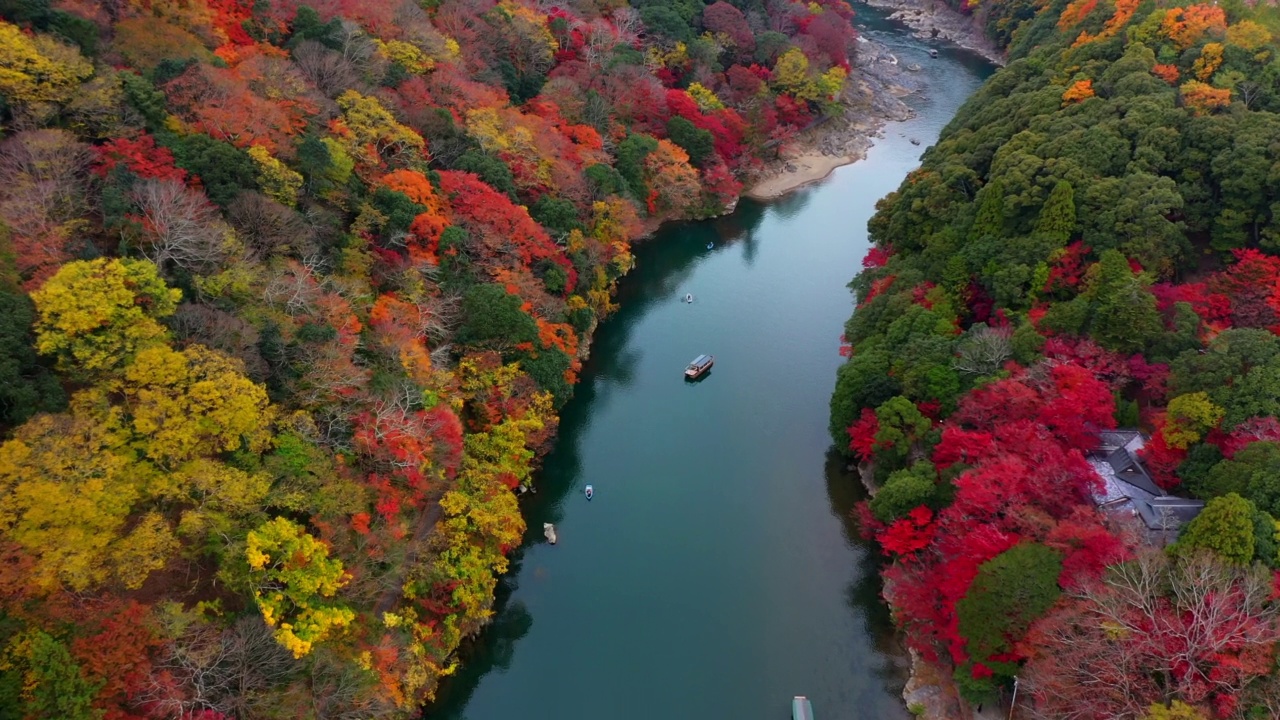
(543, 523), (557, 544)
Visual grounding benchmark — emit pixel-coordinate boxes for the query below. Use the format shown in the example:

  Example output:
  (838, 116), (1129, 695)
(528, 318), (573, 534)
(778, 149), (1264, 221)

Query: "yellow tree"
(31, 258), (180, 379)
(0, 413), (174, 592)
(0, 20), (94, 122)
(1162, 392), (1225, 449)
(1141, 701), (1210, 719)
(332, 90), (426, 173)
(770, 47), (811, 96)
(245, 517), (355, 658)
(120, 344), (274, 469)
(247, 145), (303, 207)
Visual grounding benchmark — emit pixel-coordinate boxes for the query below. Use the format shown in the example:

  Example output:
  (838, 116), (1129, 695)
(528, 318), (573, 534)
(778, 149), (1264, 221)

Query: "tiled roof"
(1088, 429), (1204, 536)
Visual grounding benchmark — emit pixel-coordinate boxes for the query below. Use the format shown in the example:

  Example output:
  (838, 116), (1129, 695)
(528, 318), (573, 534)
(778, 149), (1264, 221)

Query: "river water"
(429, 8), (993, 719)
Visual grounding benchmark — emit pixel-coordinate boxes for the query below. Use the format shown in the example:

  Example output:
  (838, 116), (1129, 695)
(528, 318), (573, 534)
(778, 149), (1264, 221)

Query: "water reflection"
(429, 601), (534, 718)
(824, 449), (911, 701)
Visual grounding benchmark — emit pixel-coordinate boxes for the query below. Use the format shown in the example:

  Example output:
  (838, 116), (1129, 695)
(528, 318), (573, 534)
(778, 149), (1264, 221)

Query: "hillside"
(831, 0), (1280, 717)
(0, 0), (865, 717)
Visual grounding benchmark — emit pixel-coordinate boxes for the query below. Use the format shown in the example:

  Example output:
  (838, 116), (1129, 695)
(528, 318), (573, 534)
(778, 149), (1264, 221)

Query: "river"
(428, 8), (994, 719)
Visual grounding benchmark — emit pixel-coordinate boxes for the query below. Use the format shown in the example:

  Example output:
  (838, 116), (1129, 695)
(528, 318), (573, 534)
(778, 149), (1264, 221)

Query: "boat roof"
(688, 354), (711, 365)
(792, 696), (814, 720)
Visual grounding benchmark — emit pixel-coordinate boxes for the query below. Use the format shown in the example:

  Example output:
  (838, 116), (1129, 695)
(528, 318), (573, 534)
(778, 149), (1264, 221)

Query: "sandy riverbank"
(745, 151), (861, 200)
(744, 33), (917, 200)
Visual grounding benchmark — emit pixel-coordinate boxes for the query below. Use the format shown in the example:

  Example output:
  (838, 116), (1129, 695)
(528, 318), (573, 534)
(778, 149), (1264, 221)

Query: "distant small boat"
(706, 241), (714, 249)
(929, 48), (939, 58)
(543, 523), (557, 544)
(684, 354), (714, 380)
(584, 485), (593, 500)
(792, 695), (815, 720)
(685, 293), (694, 303)
(910, 138), (921, 145)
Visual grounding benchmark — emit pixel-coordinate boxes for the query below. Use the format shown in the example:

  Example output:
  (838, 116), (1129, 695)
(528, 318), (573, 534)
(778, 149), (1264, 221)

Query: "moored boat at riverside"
(684, 354), (714, 379)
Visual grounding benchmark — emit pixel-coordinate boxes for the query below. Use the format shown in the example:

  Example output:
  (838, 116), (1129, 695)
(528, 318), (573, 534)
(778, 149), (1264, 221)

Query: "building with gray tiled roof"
(1089, 430), (1204, 544)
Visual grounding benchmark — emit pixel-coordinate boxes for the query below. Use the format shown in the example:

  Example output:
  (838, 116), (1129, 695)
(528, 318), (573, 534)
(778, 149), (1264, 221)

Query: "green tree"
(162, 132), (258, 207)
(1031, 179), (1076, 253)
(1, 630), (102, 720)
(869, 461), (938, 522)
(515, 346), (573, 409)
(666, 116), (715, 167)
(1202, 442), (1280, 516)
(874, 396), (933, 467)
(829, 346), (901, 450)
(456, 284), (539, 350)
(530, 196), (582, 238)
(456, 149), (519, 200)
(0, 290), (64, 428)
(1171, 493), (1256, 565)
(1084, 249), (1163, 353)
(956, 542), (1063, 700)
(1251, 507), (1277, 568)
(616, 133), (659, 200)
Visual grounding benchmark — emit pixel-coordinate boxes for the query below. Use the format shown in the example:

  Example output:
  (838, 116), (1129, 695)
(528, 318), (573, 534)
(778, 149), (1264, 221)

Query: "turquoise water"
(429, 8), (994, 718)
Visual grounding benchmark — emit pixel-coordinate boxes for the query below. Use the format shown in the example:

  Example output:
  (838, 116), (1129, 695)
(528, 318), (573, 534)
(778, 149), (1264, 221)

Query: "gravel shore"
(744, 34), (918, 200)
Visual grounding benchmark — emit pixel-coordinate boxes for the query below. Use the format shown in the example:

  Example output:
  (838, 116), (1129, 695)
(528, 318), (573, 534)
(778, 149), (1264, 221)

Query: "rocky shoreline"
(744, 33), (918, 200)
(859, 0), (1005, 65)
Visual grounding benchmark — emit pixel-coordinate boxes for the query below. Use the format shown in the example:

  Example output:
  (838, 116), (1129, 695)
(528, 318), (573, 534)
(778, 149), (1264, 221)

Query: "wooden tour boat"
(792, 695), (815, 720)
(684, 354), (714, 379)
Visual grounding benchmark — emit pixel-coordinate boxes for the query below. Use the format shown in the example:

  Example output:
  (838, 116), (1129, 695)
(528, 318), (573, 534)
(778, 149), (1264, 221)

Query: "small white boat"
(792, 695), (814, 720)
(584, 485), (594, 500)
(685, 354), (714, 379)
(543, 523), (557, 544)
(685, 293), (694, 303)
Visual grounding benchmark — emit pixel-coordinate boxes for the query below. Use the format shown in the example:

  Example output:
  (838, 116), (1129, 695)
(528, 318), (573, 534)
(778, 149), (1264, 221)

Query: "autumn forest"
(8, 0), (1280, 715)
(0, 0), (859, 716)
(832, 0), (1280, 715)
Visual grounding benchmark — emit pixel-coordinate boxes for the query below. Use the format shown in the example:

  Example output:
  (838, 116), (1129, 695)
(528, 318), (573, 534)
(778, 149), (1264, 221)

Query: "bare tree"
(953, 324), (1013, 377)
(131, 178), (235, 274)
(0, 129), (93, 280)
(1022, 550), (1280, 719)
(263, 257), (326, 316)
(307, 649), (400, 720)
(335, 19), (376, 71)
(170, 303), (270, 381)
(228, 191), (316, 260)
(611, 6), (643, 42)
(142, 615), (299, 719)
(293, 40), (361, 99)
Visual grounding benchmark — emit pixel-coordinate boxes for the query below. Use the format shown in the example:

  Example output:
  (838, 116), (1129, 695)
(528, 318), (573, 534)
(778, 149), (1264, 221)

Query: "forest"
(830, 0), (1280, 716)
(0, 0), (860, 717)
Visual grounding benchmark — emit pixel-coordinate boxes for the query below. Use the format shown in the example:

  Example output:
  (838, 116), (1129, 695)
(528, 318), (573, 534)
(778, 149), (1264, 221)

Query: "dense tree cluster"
(832, 0), (1280, 715)
(0, 0), (862, 717)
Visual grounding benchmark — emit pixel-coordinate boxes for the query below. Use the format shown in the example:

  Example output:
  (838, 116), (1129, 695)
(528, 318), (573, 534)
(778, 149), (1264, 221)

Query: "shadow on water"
(824, 450), (911, 686)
